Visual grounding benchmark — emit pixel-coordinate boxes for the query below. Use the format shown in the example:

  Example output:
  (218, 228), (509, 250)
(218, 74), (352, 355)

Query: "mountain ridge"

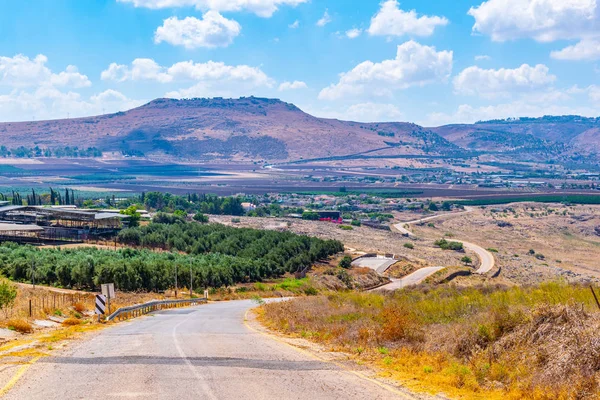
(0, 97), (598, 163)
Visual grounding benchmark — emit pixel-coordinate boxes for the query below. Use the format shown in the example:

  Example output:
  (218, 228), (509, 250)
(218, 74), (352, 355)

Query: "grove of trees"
(0, 221), (343, 292)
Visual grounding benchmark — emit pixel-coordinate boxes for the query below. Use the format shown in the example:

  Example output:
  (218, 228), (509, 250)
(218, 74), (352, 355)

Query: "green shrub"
(339, 255), (353, 269)
(404, 243), (414, 249)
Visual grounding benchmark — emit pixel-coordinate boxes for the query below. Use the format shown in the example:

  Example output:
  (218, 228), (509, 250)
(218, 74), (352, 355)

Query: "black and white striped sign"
(95, 294), (107, 315)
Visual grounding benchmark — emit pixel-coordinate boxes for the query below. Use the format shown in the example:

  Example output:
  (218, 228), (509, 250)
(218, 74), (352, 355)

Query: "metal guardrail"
(106, 297), (207, 321)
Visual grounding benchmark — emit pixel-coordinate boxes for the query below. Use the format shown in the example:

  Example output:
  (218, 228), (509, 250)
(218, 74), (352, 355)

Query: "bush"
(193, 213), (209, 223)
(73, 302), (86, 313)
(434, 239), (464, 251)
(404, 243), (414, 249)
(62, 317), (82, 326)
(7, 318), (33, 333)
(351, 220), (361, 227)
(0, 277), (17, 318)
(339, 255), (353, 269)
(304, 287), (318, 296)
(339, 225), (353, 230)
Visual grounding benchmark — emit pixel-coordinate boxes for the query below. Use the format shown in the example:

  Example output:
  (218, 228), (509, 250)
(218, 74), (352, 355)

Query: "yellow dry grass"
(260, 283), (600, 400)
(6, 319), (32, 334)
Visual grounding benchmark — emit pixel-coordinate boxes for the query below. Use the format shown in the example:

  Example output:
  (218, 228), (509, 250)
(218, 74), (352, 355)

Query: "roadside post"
(95, 294), (107, 322)
(101, 283), (116, 316)
(204, 289), (209, 300)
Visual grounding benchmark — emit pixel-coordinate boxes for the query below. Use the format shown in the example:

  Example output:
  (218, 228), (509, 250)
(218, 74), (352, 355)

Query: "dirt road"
(3, 300), (416, 400)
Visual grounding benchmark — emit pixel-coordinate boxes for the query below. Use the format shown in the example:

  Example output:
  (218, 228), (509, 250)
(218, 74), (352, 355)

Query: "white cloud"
(102, 58), (274, 99)
(304, 102), (403, 122)
(453, 64), (556, 98)
(101, 58), (173, 83)
(345, 28), (362, 39)
(426, 99), (596, 126)
(368, 0), (448, 37)
(551, 39), (600, 60)
(116, 0), (308, 18)
(278, 81), (307, 91)
(475, 55), (491, 61)
(0, 54), (91, 89)
(319, 40), (453, 101)
(154, 13), (241, 49)
(49, 65), (92, 88)
(0, 85), (142, 123)
(345, 103), (403, 122)
(289, 20), (299, 29)
(468, 0), (599, 43)
(317, 10), (332, 27)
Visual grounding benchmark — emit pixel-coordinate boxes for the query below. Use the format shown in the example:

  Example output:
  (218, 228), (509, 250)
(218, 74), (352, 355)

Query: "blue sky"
(1, 0), (600, 125)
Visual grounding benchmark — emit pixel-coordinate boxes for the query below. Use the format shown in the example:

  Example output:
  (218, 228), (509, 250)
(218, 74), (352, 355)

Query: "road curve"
(375, 209), (495, 290)
(376, 267), (444, 291)
(462, 241), (495, 274)
(4, 300), (413, 400)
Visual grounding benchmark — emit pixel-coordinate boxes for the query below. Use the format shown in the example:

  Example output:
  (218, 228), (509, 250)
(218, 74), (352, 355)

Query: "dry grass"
(6, 318), (33, 334)
(260, 282), (600, 399)
(62, 318), (82, 326)
(73, 302), (86, 313)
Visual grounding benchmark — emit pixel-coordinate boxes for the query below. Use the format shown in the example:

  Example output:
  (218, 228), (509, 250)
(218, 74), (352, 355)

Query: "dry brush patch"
(260, 283), (600, 399)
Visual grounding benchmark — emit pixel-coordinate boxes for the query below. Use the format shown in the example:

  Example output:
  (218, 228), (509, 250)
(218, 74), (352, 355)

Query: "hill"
(0, 98), (598, 164)
(0, 97), (460, 162)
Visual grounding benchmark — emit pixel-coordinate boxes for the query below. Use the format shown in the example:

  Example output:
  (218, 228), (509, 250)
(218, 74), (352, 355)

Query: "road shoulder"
(245, 307), (434, 400)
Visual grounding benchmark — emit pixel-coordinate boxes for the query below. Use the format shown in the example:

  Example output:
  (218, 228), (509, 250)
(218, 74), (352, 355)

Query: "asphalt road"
(376, 267), (445, 291)
(352, 257), (397, 273)
(392, 208), (495, 276)
(4, 300), (412, 400)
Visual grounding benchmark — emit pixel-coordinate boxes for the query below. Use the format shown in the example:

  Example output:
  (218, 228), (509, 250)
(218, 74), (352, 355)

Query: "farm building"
(0, 205), (129, 243)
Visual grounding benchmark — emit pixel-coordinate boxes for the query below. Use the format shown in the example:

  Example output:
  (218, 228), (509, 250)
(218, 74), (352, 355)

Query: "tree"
(121, 205), (141, 227)
(461, 256), (472, 265)
(0, 277), (17, 318)
(338, 255), (353, 269)
(193, 213), (209, 223)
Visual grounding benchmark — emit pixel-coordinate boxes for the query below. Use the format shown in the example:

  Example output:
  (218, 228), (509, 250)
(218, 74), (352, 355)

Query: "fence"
(106, 298), (207, 321)
(26, 290), (94, 318)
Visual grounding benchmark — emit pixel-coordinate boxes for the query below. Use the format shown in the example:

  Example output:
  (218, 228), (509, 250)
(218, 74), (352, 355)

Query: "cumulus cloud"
(116, 0), (307, 18)
(453, 64), (556, 98)
(368, 0), (448, 37)
(551, 39), (600, 60)
(468, 0), (599, 43)
(0, 54), (91, 89)
(0, 87), (144, 122)
(316, 10), (332, 27)
(278, 81), (307, 91)
(318, 40), (453, 101)
(426, 99), (596, 126)
(345, 28), (362, 39)
(101, 58), (274, 99)
(101, 59), (173, 83)
(0, 54), (143, 122)
(304, 102), (403, 122)
(154, 13), (241, 49)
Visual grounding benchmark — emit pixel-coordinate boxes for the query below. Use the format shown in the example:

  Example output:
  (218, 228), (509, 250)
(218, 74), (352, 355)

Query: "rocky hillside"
(0, 98), (598, 163)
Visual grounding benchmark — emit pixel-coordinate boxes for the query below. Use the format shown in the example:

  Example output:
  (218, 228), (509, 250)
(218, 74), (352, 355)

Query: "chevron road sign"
(95, 294), (107, 315)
